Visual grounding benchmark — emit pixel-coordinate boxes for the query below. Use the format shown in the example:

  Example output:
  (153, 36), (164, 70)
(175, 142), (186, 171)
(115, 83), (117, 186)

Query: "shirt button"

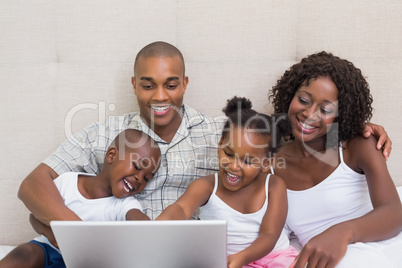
(164, 200), (169, 206)
(168, 169), (174, 177)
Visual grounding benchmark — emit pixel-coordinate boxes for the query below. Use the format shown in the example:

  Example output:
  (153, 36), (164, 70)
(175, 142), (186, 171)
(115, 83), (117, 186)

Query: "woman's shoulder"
(343, 135), (384, 171)
(343, 135), (379, 156)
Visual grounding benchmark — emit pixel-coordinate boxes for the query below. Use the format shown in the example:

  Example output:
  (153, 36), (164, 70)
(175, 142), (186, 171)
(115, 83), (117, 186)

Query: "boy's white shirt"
(34, 172), (142, 251)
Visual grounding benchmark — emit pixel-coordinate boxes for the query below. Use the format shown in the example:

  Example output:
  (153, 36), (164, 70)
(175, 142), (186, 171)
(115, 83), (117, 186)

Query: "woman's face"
(288, 76), (339, 144)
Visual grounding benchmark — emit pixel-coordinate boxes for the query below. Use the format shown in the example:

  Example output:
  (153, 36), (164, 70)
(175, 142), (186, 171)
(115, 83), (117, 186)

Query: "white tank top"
(199, 173), (289, 255)
(273, 144), (373, 246)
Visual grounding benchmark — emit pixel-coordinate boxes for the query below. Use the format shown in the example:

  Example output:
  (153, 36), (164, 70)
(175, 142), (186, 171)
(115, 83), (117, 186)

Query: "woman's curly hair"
(268, 51), (373, 144)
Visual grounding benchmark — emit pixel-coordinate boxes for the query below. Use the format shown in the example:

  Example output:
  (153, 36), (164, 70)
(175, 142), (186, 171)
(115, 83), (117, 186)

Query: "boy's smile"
(122, 177), (139, 194)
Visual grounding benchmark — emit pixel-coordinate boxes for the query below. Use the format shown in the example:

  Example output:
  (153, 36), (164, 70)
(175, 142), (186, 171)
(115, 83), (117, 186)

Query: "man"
(18, 41), (224, 223)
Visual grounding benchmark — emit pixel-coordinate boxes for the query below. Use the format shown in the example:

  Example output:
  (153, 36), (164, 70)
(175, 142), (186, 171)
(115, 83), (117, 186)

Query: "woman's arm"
(227, 175), (288, 268)
(156, 176), (214, 220)
(345, 136), (402, 241)
(293, 136), (402, 268)
(18, 164), (81, 226)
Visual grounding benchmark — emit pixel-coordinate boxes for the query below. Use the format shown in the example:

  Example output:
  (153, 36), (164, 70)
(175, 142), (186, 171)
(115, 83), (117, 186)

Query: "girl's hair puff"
(268, 51), (373, 144)
(222, 96), (291, 155)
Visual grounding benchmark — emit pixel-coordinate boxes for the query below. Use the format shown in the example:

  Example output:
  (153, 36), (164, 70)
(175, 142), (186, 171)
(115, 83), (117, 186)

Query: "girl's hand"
(293, 226), (350, 268)
(227, 253), (246, 268)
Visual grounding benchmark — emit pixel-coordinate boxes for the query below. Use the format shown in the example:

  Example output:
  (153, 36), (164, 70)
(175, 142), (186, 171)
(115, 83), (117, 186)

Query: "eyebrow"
(223, 146), (258, 160)
(140, 76), (180, 81)
(299, 90), (336, 106)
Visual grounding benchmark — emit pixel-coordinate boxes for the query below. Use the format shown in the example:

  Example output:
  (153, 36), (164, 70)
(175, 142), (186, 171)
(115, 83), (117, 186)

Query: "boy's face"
(132, 56), (188, 134)
(109, 144), (160, 199)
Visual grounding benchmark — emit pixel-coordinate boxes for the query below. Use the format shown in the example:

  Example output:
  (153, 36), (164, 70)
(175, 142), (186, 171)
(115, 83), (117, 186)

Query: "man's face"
(132, 56), (188, 135)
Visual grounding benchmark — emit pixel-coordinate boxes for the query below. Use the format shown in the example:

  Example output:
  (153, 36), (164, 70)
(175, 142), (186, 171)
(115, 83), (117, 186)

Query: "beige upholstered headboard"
(1, 0), (401, 246)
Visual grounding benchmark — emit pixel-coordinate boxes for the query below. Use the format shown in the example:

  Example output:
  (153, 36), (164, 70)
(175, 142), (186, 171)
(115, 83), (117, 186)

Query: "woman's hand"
(362, 123), (392, 160)
(293, 226), (351, 268)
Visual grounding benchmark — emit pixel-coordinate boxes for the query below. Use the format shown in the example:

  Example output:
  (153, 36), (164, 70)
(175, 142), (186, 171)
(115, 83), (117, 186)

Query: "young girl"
(157, 96), (298, 268)
(269, 51), (402, 268)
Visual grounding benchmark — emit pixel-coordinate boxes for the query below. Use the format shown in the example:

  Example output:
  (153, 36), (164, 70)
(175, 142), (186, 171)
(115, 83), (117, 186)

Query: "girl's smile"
(225, 172), (242, 186)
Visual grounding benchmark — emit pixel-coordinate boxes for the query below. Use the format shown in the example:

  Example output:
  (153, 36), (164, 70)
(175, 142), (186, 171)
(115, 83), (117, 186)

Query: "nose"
(228, 156), (241, 172)
(302, 105), (320, 122)
(134, 174), (145, 184)
(152, 86), (168, 102)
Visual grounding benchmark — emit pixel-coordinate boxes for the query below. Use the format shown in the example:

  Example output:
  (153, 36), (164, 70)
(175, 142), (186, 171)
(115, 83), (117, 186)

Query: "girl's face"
(288, 76), (339, 144)
(218, 127), (271, 192)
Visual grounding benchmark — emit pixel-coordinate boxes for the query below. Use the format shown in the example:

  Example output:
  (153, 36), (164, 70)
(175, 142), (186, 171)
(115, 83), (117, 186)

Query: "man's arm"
(363, 122), (392, 160)
(18, 163), (80, 226)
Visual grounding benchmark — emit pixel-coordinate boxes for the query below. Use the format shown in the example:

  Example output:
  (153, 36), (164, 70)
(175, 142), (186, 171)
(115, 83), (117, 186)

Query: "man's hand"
(29, 214), (58, 248)
(363, 123), (392, 161)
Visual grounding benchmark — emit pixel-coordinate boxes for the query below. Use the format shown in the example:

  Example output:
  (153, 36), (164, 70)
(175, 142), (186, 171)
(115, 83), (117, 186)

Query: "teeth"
(151, 105), (171, 112)
(227, 173), (241, 183)
(123, 179), (133, 193)
(300, 121), (315, 130)
(123, 185), (129, 193)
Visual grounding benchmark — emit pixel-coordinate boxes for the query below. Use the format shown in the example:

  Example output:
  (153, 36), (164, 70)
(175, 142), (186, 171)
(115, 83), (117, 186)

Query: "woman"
(269, 51), (402, 268)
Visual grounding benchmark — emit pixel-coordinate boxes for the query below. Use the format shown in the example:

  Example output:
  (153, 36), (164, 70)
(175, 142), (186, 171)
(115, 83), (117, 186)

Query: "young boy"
(0, 129), (161, 268)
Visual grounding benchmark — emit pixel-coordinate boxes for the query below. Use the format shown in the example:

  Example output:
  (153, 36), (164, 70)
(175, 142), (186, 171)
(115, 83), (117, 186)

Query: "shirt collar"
(128, 104), (205, 144)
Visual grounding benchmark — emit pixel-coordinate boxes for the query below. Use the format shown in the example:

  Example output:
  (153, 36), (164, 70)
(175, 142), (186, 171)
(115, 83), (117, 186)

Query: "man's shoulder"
(107, 111), (140, 123)
(103, 111), (142, 130)
(183, 104), (225, 130)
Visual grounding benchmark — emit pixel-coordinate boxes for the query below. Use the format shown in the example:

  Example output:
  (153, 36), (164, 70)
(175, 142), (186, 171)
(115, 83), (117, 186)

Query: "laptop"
(50, 220), (227, 268)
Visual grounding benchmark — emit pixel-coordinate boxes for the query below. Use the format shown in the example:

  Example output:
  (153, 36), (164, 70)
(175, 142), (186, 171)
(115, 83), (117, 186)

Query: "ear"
(218, 137), (223, 146)
(261, 157), (272, 173)
(131, 76), (137, 95)
(105, 146), (118, 164)
(182, 76), (189, 94)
